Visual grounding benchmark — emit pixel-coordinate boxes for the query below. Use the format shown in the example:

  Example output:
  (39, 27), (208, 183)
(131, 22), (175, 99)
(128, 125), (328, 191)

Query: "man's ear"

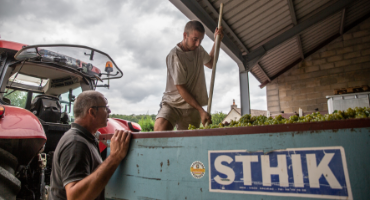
(183, 32), (187, 40)
(88, 108), (96, 118)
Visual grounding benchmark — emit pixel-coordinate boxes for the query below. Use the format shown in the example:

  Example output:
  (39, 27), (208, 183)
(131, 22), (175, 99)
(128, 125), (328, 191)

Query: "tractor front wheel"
(0, 147), (21, 200)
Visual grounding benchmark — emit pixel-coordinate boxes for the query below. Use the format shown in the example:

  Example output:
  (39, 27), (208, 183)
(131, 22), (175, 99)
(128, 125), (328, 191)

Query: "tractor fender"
(0, 105), (46, 165)
(0, 105), (46, 140)
(98, 118), (130, 152)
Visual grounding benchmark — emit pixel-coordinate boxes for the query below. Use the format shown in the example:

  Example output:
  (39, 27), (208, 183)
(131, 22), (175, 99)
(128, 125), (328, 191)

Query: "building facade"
(266, 18), (370, 116)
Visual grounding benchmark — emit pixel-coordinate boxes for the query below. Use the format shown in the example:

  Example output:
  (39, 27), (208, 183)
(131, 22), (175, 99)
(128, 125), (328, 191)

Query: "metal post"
(240, 71), (251, 115)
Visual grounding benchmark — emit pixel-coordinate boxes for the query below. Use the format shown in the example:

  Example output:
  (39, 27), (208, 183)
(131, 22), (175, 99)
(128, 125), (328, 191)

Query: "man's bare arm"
(65, 130), (131, 200)
(205, 27), (224, 69)
(205, 43), (216, 69)
(176, 85), (211, 126)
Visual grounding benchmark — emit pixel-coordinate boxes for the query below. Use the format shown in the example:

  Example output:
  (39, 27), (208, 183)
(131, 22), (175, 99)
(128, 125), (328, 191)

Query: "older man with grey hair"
(49, 91), (131, 200)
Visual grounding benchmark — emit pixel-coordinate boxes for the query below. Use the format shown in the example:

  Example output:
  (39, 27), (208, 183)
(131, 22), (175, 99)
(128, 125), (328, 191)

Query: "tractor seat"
(30, 94), (61, 123)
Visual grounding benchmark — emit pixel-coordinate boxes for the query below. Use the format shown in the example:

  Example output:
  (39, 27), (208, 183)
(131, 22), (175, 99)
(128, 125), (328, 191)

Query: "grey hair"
(73, 90), (104, 118)
(184, 20), (205, 35)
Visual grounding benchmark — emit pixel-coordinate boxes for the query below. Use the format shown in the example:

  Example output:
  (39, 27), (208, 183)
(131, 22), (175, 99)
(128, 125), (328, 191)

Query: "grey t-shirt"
(48, 123), (104, 200)
(162, 45), (211, 109)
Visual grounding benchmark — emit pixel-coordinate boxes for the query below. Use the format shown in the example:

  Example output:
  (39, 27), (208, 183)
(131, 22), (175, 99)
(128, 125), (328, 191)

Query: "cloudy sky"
(0, 0), (266, 115)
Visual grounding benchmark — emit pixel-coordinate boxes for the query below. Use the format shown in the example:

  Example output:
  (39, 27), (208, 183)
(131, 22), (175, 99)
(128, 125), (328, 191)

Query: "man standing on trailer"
(154, 20), (223, 131)
(49, 91), (131, 200)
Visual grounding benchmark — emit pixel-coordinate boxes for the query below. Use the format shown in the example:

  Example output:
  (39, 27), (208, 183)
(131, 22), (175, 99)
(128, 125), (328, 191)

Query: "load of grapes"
(188, 107), (370, 130)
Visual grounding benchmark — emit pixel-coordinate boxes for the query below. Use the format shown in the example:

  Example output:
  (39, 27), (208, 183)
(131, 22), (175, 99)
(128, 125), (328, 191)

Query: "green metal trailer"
(101, 118), (370, 200)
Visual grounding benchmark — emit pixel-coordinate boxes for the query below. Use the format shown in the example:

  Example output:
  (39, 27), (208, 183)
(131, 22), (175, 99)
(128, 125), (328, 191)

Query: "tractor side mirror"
(68, 88), (75, 113)
(68, 88), (75, 102)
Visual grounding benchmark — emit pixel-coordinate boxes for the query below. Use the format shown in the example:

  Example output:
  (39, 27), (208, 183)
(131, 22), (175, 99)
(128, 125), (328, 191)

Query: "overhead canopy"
(170, 0), (370, 88)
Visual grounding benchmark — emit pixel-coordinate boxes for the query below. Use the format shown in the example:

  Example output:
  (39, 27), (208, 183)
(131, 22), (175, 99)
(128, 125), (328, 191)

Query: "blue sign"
(209, 147), (352, 199)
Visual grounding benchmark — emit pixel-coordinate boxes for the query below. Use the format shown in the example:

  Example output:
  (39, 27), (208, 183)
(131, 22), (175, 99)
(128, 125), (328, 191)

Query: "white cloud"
(0, 0), (266, 115)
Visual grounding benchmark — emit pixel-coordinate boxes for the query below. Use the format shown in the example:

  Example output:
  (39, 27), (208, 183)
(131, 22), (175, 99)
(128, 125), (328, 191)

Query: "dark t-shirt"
(48, 123), (104, 200)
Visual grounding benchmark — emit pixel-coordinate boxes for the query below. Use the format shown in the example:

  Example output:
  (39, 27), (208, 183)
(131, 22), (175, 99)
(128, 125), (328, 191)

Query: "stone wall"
(267, 18), (370, 115)
(251, 109), (267, 117)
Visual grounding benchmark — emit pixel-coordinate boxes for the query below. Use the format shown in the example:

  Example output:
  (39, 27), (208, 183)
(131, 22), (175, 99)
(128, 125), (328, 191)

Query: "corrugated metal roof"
(260, 37), (300, 78)
(344, 0), (370, 26)
(171, 0), (370, 87)
(295, 0), (334, 22)
(300, 11), (342, 54)
(250, 66), (265, 83)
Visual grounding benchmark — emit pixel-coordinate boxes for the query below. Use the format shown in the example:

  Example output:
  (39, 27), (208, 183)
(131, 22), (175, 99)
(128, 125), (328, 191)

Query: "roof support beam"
(260, 10), (370, 88)
(340, 9), (346, 35)
(260, 33), (340, 88)
(171, 0), (272, 82)
(296, 36), (305, 59)
(287, 0), (305, 59)
(259, 58), (302, 88)
(170, 0), (256, 116)
(245, 0), (353, 70)
(287, 0), (297, 25)
(199, 0), (273, 80)
(254, 63), (270, 81)
(200, 0), (248, 54)
(250, 24), (294, 51)
(170, 0), (245, 69)
(256, 64), (271, 82)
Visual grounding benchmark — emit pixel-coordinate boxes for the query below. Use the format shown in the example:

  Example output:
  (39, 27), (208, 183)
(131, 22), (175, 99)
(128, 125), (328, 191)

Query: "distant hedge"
(110, 114), (156, 123)
(110, 111), (227, 131)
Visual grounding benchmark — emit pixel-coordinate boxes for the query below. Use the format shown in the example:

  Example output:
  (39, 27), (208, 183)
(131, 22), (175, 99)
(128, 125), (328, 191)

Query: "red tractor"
(0, 40), (141, 200)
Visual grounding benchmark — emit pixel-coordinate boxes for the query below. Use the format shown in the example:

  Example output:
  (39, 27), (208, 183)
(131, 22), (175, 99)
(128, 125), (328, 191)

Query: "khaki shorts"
(156, 102), (201, 130)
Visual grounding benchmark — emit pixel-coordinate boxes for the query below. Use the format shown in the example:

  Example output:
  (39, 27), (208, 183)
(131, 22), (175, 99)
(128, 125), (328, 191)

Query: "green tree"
(110, 114), (157, 132)
(212, 111), (227, 125)
(138, 115), (155, 132)
(4, 90), (27, 108)
(110, 114), (140, 122)
(110, 112), (227, 131)
(198, 111), (227, 128)
(110, 113), (158, 124)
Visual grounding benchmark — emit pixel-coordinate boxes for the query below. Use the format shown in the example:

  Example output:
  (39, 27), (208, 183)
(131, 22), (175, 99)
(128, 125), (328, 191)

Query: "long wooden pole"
(206, 3), (223, 124)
